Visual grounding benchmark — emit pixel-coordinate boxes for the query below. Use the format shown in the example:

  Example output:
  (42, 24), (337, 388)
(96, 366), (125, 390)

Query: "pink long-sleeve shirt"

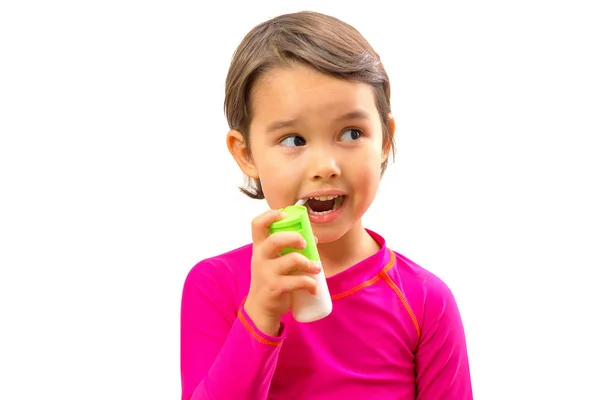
(180, 229), (472, 399)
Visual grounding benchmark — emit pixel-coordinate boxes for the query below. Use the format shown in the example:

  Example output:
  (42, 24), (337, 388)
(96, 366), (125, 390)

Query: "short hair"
(224, 11), (395, 199)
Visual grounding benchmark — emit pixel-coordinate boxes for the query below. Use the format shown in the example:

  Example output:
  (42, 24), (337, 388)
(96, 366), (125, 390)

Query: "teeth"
(310, 195), (339, 201)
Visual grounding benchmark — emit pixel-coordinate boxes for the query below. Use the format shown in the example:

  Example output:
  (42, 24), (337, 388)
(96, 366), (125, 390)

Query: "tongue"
(307, 198), (335, 212)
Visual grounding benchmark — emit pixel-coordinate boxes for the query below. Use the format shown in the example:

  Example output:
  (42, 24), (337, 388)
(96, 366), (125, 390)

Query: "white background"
(1, 0), (599, 399)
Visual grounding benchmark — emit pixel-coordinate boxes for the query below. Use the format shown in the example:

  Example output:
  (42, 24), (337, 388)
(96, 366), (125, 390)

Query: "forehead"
(249, 64), (379, 129)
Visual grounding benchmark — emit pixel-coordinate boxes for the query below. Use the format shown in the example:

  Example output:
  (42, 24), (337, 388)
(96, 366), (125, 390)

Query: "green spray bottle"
(269, 203), (333, 322)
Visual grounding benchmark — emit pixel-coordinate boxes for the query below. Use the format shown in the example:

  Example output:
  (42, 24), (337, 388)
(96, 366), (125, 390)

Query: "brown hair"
(224, 11), (395, 199)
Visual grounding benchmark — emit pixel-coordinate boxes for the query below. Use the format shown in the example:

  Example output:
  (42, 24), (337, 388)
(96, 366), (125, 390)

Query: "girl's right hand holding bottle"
(243, 209), (321, 336)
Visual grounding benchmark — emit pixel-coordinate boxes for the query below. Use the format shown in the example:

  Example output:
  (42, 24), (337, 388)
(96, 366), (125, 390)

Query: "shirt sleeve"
(180, 260), (284, 400)
(414, 278), (473, 400)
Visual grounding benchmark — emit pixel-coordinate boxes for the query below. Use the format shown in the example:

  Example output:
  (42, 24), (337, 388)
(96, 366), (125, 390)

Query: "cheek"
(356, 164), (381, 190)
(355, 146), (382, 176)
(350, 151), (382, 197)
(255, 152), (304, 197)
(258, 155), (302, 181)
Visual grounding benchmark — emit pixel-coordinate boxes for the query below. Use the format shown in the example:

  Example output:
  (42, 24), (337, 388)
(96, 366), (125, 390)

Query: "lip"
(300, 189), (347, 200)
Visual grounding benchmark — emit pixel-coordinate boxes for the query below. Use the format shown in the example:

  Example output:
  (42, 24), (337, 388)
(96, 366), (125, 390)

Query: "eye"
(280, 135), (306, 147)
(340, 128), (362, 141)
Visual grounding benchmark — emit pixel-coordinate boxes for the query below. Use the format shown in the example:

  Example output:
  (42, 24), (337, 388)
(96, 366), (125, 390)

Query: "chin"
(312, 222), (354, 244)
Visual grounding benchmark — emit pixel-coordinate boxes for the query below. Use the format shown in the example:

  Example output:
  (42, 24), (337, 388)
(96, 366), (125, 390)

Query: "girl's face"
(228, 63), (393, 245)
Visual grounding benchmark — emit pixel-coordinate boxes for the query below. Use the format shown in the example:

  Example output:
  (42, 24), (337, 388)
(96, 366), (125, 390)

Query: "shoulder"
(393, 251), (455, 300)
(182, 243), (254, 305)
(186, 243), (253, 276)
(388, 250), (463, 332)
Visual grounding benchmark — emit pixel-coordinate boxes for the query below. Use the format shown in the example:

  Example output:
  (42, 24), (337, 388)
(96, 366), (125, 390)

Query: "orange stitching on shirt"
(380, 271), (421, 340)
(331, 250), (396, 300)
(330, 274), (382, 300)
(237, 309), (282, 347)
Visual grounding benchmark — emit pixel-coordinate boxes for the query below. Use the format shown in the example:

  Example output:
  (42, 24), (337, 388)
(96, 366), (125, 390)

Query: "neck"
(317, 221), (381, 277)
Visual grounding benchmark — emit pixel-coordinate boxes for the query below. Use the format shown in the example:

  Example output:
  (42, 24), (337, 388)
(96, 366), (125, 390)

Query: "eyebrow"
(265, 110), (371, 133)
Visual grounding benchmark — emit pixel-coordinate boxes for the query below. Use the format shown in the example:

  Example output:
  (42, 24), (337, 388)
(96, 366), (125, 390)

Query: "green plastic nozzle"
(269, 205), (320, 261)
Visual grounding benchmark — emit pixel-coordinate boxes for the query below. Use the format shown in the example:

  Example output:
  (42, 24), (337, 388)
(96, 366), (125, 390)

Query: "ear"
(382, 113), (396, 161)
(226, 130), (259, 179)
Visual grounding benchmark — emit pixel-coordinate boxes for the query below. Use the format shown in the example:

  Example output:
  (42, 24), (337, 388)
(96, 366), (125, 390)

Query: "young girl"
(181, 11), (472, 400)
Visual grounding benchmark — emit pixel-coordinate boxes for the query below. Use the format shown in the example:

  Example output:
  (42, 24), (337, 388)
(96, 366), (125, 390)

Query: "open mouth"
(305, 195), (345, 215)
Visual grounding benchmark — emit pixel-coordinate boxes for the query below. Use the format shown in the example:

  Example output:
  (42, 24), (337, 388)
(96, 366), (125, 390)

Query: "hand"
(243, 209), (321, 335)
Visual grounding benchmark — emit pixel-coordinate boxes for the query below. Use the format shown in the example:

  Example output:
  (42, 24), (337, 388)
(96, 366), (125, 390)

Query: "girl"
(181, 10), (472, 400)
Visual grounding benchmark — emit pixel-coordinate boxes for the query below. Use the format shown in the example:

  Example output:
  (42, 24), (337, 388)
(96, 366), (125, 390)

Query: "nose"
(309, 149), (341, 181)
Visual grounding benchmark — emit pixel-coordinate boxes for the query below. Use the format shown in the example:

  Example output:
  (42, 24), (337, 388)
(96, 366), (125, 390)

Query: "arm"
(180, 260), (283, 400)
(414, 280), (473, 400)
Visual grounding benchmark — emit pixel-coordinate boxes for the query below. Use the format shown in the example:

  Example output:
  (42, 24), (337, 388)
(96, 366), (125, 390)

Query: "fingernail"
(312, 263), (322, 273)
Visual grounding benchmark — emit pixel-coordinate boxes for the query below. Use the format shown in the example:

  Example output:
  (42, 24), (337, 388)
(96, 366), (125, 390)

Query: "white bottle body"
(291, 261), (332, 322)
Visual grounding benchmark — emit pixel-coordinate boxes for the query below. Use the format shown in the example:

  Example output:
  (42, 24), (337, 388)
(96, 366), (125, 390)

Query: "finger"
(279, 274), (318, 295)
(277, 252), (321, 275)
(314, 236), (318, 245)
(251, 209), (286, 244)
(263, 231), (307, 258)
